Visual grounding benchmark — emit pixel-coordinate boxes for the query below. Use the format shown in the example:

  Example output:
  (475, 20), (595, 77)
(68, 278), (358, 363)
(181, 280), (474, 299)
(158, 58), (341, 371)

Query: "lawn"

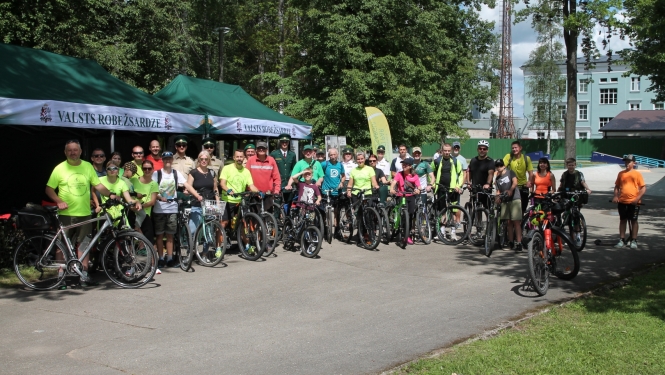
(400, 266), (665, 375)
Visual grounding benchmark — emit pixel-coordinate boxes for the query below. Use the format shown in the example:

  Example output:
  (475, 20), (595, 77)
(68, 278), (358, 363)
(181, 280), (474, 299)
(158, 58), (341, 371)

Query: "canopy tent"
(154, 75), (312, 139)
(0, 43), (204, 133)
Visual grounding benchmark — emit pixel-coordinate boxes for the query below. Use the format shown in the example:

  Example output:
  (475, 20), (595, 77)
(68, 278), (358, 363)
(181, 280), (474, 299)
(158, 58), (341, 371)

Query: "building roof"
(600, 110), (665, 137)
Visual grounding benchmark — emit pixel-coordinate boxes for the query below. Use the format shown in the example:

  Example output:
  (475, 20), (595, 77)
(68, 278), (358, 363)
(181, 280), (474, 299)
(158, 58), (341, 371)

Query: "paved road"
(1, 168), (664, 375)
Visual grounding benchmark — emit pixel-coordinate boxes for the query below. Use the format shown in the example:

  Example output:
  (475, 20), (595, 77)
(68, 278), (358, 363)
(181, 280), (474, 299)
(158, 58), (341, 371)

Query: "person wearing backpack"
(558, 158), (592, 195)
(431, 143), (464, 240)
(502, 140), (533, 215)
(318, 148), (345, 236)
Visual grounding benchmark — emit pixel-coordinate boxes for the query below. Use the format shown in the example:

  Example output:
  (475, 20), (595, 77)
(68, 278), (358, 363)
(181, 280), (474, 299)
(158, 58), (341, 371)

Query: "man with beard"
(145, 140), (164, 171)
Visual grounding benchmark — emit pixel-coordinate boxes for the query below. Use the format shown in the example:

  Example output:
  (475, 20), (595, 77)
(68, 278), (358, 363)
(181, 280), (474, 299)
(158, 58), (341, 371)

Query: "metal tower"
(498, 0), (516, 139)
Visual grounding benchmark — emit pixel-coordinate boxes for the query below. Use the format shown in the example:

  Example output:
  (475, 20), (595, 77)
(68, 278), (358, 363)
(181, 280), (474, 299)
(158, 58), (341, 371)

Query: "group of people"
(45, 134), (647, 286)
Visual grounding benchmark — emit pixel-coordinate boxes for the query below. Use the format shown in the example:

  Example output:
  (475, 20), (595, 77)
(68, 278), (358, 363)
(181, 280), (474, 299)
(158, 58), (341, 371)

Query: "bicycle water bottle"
(231, 216), (237, 231)
(544, 228), (553, 251)
(79, 234), (93, 252)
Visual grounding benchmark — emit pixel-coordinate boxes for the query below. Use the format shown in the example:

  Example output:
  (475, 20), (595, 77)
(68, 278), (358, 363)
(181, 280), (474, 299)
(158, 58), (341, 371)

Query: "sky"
(477, 4), (632, 118)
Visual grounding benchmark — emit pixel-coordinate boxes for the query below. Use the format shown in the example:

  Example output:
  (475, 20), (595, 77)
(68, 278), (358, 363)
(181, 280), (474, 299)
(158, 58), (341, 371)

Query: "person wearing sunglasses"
(172, 134), (195, 178)
(367, 155), (388, 203)
(130, 160), (159, 246)
(201, 137), (223, 175)
(467, 140), (495, 224)
(131, 145), (145, 177)
(94, 161), (141, 221)
(90, 148), (107, 178)
(145, 140), (164, 171)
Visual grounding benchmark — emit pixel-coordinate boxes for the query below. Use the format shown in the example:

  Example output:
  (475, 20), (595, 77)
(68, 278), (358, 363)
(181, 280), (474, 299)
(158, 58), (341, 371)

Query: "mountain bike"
(13, 200), (157, 290)
(431, 184), (471, 245)
(414, 194), (432, 244)
(556, 191), (588, 251)
(250, 192), (279, 257)
(159, 197), (194, 272)
(464, 185), (491, 246)
(282, 201), (323, 258)
(191, 199), (225, 267)
(371, 193), (392, 245)
(321, 189), (338, 244)
(225, 191), (267, 261)
(339, 188), (382, 250)
(389, 192), (412, 249)
(483, 191), (507, 257)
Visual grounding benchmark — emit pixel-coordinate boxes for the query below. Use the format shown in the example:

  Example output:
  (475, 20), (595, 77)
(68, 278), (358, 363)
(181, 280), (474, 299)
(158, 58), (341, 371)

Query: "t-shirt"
(534, 171), (553, 197)
(153, 169), (186, 214)
(292, 159), (325, 182)
(99, 176), (129, 219)
(495, 170), (520, 201)
(145, 154), (164, 171)
(453, 153), (468, 171)
(469, 156), (495, 187)
(46, 160), (101, 217)
(297, 181), (321, 206)
(560, 170), (586, 192)
(373, 167), (387, 186)
(436, 158), (453, 188)
(341, 160), (358, 180)
(392, 171), (421, 194)
(615, 169), (645, 204)
(220, 164), (254, 204)
(376, 159), (391, 181)
(503, 153), (533, 186)
(130, 177), (159, 215)
(132, 160), (144, 177)
(390, 155), (412, 174)
(320, 160), (344, 196)
(350, 165), (375, 195)
(414, 159), (432, 191)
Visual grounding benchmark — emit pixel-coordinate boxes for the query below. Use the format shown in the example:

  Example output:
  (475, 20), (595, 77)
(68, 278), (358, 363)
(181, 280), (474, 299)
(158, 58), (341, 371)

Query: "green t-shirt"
(291, 159), (324, 182)
(220, 164), (254, 204)
(99, 176), (129, 219)
(350, 165), (376, 195)
(46, 160), (101, 217)
(130, 177), (159, 216)
(502, 153), (533, 186)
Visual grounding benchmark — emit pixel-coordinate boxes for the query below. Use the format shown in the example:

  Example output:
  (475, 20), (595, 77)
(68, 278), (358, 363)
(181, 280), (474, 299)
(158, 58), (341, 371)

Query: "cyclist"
(431, 143), (464, 240)
(131, 160), (159, 248)
(389, 157), (421, 245)
(531, 157), (556, 204)
(451, 142), (469, 185)
(412, 147), (434, 205)
(367, 154), (389, 204)
(318, 148), (345, 235)
(220, 149), (261, 233)
(95, 161), (141, 222)
(494, 159), (523, 251)
(612, 154), (646, 249)
(243, 143), (256, 167)
(187, 151), (220, 239)
(287, 145), (325, 190)
(558, 158), (592, 195)
(502, 140), (533, 215)
(466, 139), (494, 205)
(346, 151), (380, 201)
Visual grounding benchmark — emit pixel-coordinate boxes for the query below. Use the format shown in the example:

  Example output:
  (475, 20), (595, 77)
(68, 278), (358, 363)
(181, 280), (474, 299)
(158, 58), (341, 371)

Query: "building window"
(559, 105), (566, 120)
(599, 117), (613, 128)
(578, 104), (588, 120)
(579, 79), (589, 93)
(631, 77), (640, 91)
(630, 103), (641, 111)
(537, 132), (545, 140)
(655, 103), (664, 110)
(599, 78), (608, 83)
(578, 132), (588, 139)
(611, 77), (618, 83)
(600, 88), (618, 104)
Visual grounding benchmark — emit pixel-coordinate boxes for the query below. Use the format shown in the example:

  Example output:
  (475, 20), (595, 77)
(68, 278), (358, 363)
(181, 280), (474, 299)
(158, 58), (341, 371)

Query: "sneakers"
(125, 266), (136, 277)
(245, 244), (256, 255)
(215, 247), (223, 258)
(514, 242), (523, 252)
(449, 231), (457, 241)
(166, 259), (176, 268)
(158, 259), (166, 268)
(80, 271), (99, 287)
(614, 239), (625, 248)
(629, 239), (638, 249)
(407, 237), (413, 245)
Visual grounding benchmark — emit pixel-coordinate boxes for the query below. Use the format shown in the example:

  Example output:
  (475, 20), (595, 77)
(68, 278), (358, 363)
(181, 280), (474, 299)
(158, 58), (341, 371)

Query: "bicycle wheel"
(237, 212), (266, 261)
(194, 220), (225, 267)
(388, 206), (398, 241)
(553, 235), (580, 280)
(273, 203), (286, 243)
(313, 208), (325, 240)
(568, 212), (587, 252)
(338, 205), (354, 243)
(436, 205), (470, 245)
(325, 207), (334, 244)
(300, 226), (322, 258)
(484, 219), (495, 257)
(469, 208), (489, 246)
(359, 207), (381, 250)
(527, 232), (549, 296)
(497, 218), (508, 249)
(102, 231), (157, 289)
(397, 208), (409, 249)
(262, 212), (279, 257)
(177, 222), (193, 272)
(463, 202), (473, 240)
(378, 207), (391, 245)
(415, 210), (432, 244)
(14, 235), (66, 290)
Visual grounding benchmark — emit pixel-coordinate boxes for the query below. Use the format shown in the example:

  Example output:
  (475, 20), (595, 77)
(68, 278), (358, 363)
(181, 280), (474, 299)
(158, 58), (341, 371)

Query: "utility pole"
(498, 0), (516, 138)
(214, 27), (231, 82)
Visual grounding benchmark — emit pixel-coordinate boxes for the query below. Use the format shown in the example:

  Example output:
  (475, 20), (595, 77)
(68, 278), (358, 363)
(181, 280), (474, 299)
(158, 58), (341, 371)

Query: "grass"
(400, 265), (665, 375)
(0, 267), (22, 288)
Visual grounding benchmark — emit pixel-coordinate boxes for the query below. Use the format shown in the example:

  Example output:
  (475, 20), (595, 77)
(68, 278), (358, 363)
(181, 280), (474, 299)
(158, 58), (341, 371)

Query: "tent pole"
(110, 130), (115, 152)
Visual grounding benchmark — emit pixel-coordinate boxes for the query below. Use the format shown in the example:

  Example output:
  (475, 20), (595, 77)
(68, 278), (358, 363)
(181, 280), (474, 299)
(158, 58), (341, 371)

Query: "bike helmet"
(478, 140), (490, 148)
(161, 151), (174, 158)
(402, 157), (415, 165)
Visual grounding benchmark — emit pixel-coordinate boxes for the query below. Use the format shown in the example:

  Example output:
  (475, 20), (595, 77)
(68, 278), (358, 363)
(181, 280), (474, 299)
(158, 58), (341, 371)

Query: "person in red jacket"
(246, 141), (281, 210)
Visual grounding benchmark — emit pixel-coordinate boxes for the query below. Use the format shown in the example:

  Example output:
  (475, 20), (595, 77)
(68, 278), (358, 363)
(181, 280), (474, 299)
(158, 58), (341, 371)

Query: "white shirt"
(390, 154), (412, 174)
(152, 169), (186, 214)
(341, 160), (358, 180)
(376, 158), (391, 180)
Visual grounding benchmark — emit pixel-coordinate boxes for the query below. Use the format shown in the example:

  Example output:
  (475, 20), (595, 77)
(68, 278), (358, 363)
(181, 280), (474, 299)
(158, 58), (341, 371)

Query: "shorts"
(618, 203), (640, 221)
(134, 209), (147, 228)
(222, 202), (239, 222)
(153, 213), (177, 235)
(500, 199), (522, 221)
(59, 215), (92, 245)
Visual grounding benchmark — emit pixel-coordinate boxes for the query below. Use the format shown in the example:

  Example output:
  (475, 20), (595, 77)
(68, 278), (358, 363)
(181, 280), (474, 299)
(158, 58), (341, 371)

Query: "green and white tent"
(0, 43), (204, 133)
(155, 75), (312, 139)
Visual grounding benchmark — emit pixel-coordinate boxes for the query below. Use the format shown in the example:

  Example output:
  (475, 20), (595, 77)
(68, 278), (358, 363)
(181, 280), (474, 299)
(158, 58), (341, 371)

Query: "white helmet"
(478, 140), (490, 148)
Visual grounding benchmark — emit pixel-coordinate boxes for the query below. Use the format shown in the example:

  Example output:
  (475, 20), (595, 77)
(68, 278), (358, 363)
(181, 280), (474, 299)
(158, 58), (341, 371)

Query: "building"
(522, 55), (664, 139)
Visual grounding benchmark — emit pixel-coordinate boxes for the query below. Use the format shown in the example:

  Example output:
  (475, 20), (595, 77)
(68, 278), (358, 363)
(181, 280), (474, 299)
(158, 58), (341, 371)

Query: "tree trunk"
(563, 0), (577, 160)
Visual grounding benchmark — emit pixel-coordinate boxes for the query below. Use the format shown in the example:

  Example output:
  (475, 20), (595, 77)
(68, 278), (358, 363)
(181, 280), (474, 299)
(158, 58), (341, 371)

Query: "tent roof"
(155, 75), (311, 127)
(0, 43), (198, 114)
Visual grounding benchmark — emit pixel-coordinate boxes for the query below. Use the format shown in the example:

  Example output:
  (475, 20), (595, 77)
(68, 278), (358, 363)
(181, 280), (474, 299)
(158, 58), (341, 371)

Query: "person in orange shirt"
(530, 157), (556, 204)
(612, 154), (646, 249)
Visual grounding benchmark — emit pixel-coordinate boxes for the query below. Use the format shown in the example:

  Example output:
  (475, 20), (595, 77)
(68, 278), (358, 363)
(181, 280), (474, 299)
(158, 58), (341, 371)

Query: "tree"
(523, 5), (566, 155)
(515, 0), (622, 159)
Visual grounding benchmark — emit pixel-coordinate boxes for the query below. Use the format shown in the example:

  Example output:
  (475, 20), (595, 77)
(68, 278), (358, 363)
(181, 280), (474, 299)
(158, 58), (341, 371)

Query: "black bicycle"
(282, 202), (323, 258)
(339, 188), (382, 250)
(430, 184), (471, 245)
(464, 185), (491, 246)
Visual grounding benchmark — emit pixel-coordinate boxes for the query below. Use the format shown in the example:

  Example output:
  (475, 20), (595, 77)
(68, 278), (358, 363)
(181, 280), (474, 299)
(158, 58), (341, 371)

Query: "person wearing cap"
(612, 154), (646, 249)
(375, 145), (391, 181)
(246, 141), (281, 212)
(315, 146), (326, 165)
(341, 146), (357, 181)
(270, 133), (297, 192)
(286, 145), (324, 190)
(502, 140), (533, 215)
(201, 137), (224, 175)
(172, 134), (195, 178)
(389, 157), (421, 244)
(145, 140), (164, 171)
(451, 141), (468, 184)
(467, 140), (495, 211)
(131, 145), (145, 177)
(431, 143), (464, 240)
(243, 143), (256, 167)
(390, 144), (412, 178)
(412, 147), (435, 205)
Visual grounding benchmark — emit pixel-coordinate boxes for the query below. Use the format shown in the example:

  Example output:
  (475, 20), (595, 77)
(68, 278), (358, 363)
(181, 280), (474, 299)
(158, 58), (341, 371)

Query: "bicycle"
(13, 199), (157, 290)
(250, 192), (279, 257)
(413, 194), (432, 244)
(160, 197), (195, 272)
(369, 191), (392, 245)
(526, 192), (580, 296)
(191, 199), (226, 267)
(224, 191), (267, 261)
(556, 191), (588, 251)
(321, 189), (338, 244)
(431, 184), (471, 245)
(483, 191), (507, 257)
(388, 192), (413, 249)
(339, 188), (382, 250)
(464, 185), (491, 246)
(282, 201), (323, 257)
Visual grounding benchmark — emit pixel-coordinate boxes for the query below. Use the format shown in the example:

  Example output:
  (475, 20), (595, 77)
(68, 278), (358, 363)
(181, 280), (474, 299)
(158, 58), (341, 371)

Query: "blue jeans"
(188, 206), (203, 236)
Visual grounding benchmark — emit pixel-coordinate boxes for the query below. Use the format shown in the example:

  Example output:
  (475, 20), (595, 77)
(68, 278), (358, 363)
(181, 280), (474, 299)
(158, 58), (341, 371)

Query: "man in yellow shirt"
(502, 140), (533, 214)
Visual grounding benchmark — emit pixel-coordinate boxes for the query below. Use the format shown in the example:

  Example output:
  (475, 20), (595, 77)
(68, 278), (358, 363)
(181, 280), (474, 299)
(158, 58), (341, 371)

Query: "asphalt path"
(1, 168), (664, 375)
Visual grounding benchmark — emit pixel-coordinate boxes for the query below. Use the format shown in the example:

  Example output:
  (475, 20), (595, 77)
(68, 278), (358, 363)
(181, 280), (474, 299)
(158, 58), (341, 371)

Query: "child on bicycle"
(290, 168), (322, 208)
(389, 158), (421, 244)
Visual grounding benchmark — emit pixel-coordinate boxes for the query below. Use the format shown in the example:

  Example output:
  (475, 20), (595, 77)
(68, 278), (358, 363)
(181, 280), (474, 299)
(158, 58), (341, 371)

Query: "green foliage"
(620, 0), (665, 102)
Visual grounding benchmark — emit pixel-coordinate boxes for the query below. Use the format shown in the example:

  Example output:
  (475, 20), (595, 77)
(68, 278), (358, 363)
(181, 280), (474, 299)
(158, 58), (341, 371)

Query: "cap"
(256, 141), (268, 149)
(377, 145), (386, 152)
(342, 146), (353, 154)
(316, 146), (325, 154)
(494, 159), (505, 167)
(412, 147), (422, 154)
(161, 151), (174, 158)
(452, 141), (461, 148)
(402, 157), (415, 165)
(174, 135), (189, 144)
(244, 143), (256, 151)
(623, 154), (636, 162)
(303, 144), (314, 151)
(202, 137), (215, 146)
(123, 161), (137, 174)
(278, 133), (291, 142)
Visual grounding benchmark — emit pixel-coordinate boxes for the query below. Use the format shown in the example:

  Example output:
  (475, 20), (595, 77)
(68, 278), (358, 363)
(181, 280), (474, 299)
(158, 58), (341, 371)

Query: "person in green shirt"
(130, 160), (159, 242)
(346, 151), (379, 200)
(95, 161), (141, 223)
(220, 149), (260, 229)
(502, 140), (533, 215)
(45, 139), (116, 286)
(286, 145), (324, 189)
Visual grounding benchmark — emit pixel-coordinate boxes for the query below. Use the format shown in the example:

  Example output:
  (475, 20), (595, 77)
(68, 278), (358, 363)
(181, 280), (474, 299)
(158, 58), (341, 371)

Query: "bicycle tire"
(325, 207), (334, 244)
(497, 218), (508, 249)
(415, 210), (432, 244)
(568, 212), (587, 252)
(273, 203), (286, 243)
(553, 234), (580, 280)
(339, 205), (354, 243)
(313, 208), (325, 240)
(469, 208), (489, 246)
(102, 231), (157, 289)
(359, 207), (381, 250)
(194, 220), (225, 267)
(378, 207), (391, 245)
(527, 231), (549, 296)
(262, 212), (279, 257)
(463, 202), (473, 240)
(14, 234), (66, 290)
(177, 222), (193, 271)
(484, 219), (495, 257)
(397, 208), (409, 249)
(436, 205), (470, 245)
(282, 217), (295, 250)
(388, 205), (398, 241)
(300, 226), (322, 258)
(237, 212), (266, 261)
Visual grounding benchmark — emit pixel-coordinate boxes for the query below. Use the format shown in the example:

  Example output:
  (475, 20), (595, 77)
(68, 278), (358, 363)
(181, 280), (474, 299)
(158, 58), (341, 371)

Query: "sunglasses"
(368, 159), (377, 162)
(133, 151), (144, 155)
(478, 147), (488, 151)
(203, 144), (215, 149)
(142, 167), (153, 171)
(199, 158), (209, 161)
(93, 154), (105, 158)
(176, 143), (187, 147)
(106, 167), (119, 171)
